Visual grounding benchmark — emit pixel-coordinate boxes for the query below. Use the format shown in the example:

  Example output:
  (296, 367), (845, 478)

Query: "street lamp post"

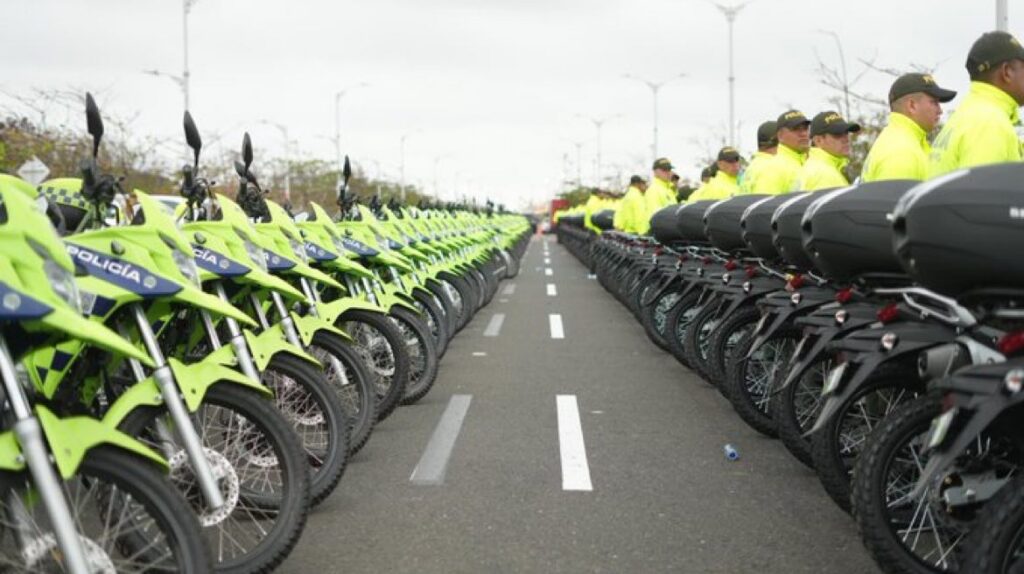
(258, 119), (291, 202)
(333, 83), (369, 187)
(576, 115), (619, 187)
(182, 0), (198, 111)
(399, 130), (421, 201)
(997, 0), (1009, 31)
(713, 2), (747, 148)
(433, 155), (449, 199)
(622, 73), (686, 164)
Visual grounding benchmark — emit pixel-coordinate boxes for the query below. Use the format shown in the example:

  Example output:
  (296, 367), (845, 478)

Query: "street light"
(575, 114), (620, 187)
(622, 73), (686, 164)
(816, 29), (851, 120)
(399, 130), (422, 201)
(997, 0), (1009, 31)
(712, 1), (748, 147)
(433, 155), (450, 199)
(258, 119), (291, 202)
(333, 83), (370, 187)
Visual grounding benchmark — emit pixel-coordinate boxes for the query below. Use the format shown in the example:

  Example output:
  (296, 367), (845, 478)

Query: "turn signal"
(745, 265), (758, 279)
(724, 260), (738, 271)
(877, 303), (900, 324)
(785, 274), (804, 292)
(836, 288), (853, 304)
(998, 331), (1024, 357)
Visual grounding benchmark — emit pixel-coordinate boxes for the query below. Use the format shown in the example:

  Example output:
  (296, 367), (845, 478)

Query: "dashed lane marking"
(410, 395), (473, 485)
(547, 284), (557, 296)
(544, 258), (551, 264)
(502, 283), (516, 296)
(549, 313), (564, 339)
(557, 395), (593, 491)
(544, 268), (553, 276)
(483, 313), (505, 337)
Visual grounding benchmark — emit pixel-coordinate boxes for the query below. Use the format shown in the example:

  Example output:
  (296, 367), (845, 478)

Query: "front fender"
(37, 406), (168, 477)
(377, 290), (420, 314)
(290, 311), (353, 346)
(317, 296), (388, 325)
(243, 324), (320, 371)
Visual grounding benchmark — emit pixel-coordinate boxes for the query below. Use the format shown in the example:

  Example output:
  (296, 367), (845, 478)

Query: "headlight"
(289, 238), (308, 263)
(243, 239), (268, 272)
(171, 247), (202, 287)
(43, 259), (83, 314)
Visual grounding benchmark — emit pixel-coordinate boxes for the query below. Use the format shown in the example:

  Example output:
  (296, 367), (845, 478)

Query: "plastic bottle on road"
(723, 444), (739, 461)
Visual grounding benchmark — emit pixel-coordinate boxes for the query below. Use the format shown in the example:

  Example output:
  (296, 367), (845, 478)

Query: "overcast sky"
(1, 0), (1016, 208)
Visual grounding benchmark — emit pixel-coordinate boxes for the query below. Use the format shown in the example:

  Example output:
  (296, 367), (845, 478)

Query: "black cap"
(888, 73), (957, 103)
(629, 175), (645, 185)
(810, 111), (862, 137)
(757, 121), (779, 147)
(717, 146), (741, 162)
(700, 167), (713, 180)
(776, 110), (810, 130)
(652, 157), (673, 170)
(967, 31), (1024, 75)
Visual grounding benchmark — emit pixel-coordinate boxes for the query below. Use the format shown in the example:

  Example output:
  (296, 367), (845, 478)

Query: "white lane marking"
(483, 313), (506, 337)
(544, 268), (553, 276)
(546, 284), (557, 296)
(472, 352), (487, 357)
(557, 395), (593, 491)
(502, 283), (516, 295)
(499, 298), (509, 303)
(544, 258), (551, 264)
(410, 395), (473, 485)
(549, 314), (564, 339)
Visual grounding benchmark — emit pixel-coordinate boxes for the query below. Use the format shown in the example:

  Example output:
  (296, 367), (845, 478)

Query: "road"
(281, 235), (878, 574)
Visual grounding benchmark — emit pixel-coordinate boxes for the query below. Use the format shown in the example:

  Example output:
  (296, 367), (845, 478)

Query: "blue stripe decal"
(65, 244), (182, 298)
(192, 245), (250, 277)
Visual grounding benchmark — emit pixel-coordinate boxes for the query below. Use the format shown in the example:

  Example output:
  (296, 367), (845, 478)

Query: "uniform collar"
(754, 150), (774, 160)
(777, 143), (807, 164)
(713, 170), (737, 184)
(808, 147), (848, 171)
(889, 112), (928, 143)
(969, 81), (1021, 124)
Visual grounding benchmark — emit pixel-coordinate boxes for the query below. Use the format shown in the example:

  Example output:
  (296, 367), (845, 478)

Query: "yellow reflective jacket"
(739, 151), (774, 194)
(645, 177), (677, 215)
(796, 147), (850, 191)
(613, 186), (649, 234)
(752, 144), (806, 195)
(928, 82), (1023, 178)
(583, 195), (603, 233)
(862, 113), (930, 182)
(689, 171), (739, 201)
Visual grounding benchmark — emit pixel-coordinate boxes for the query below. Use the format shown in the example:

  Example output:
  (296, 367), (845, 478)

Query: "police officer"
(739, 121), (778, 194)
(583, 187), (604, 234)
(929, 30), (1024, 177)
(690, 147), (742, 201)
(646, 157), (679, 214)
(796, 111), (861, 191)
(614, 175), (649, 234)
(862, 73), (957, 182)
(754, 110), (810, 194)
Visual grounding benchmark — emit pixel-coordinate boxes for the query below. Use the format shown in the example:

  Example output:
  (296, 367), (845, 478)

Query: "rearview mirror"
(242, 132), (253, 169)
(85, 92), (104, 158)
(342, 156), (352, 182)
(183, 111), (202, 167)
(234, 160), (247, 179)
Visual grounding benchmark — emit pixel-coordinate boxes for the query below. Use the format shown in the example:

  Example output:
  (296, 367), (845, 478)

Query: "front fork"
(0, 337), (91, 574)
(127, 304), (226, 511)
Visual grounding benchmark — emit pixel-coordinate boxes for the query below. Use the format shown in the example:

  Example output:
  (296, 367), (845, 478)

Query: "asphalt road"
(280, 235), (879, 574)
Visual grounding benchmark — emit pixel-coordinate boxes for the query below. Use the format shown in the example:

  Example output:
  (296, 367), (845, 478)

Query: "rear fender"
(747, 288), (837, 357)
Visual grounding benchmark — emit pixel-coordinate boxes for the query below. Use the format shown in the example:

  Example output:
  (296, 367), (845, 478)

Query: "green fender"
(316, 296), (388, 326)
(243, 323), (320, 371)
(103, 350), (271, 428)
(0, 405), (168, 477)
(377, 290), (420, 315)
(290, 312), (353, 346)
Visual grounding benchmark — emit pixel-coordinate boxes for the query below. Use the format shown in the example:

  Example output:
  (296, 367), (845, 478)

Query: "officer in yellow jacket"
(796, 111), (861, 191)
(583, 188), (606, 234)
(754, 110), (810, 194)
(614, 175), (649, 234)
(690, 147), (742, 201)
(739, 121), (778, 194)
(929, 31), (1024, 178)
(646, 158), (679, 214)
(861, 74), (957, 182)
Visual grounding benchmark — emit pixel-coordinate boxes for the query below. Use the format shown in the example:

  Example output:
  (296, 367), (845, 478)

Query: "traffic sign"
(16, 156), (50, 186)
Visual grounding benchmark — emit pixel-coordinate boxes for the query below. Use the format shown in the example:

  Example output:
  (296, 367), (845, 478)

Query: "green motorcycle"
(0, 177), (212, 573)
